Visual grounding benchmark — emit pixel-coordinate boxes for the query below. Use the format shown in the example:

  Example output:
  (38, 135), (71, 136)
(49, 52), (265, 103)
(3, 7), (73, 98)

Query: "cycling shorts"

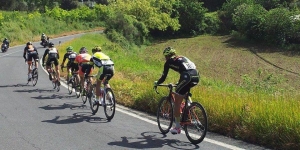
(175, 69), (200, 95)
(79, 64), (93, 77)
(27, 53), (39, 62)
(46, 57), (59, 66)
(96, 65), (114, 82)
(67, 62), (79, 72)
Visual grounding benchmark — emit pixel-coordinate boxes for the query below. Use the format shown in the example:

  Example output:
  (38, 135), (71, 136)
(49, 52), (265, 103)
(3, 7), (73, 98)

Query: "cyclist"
(61, 46), (79, 83)
(75, 47), (93, 96)
(42, 42), (60, 85)
(154, 46), (200, 134)
(2, 38), (9, 48)
(41, 33), (47, 44)
(23, 42), (39, 81)
(90, 46), (114, 105)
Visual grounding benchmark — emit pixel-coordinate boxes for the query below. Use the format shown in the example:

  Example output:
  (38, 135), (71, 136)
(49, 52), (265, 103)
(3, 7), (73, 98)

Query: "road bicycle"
(154, 83), (208, 144)
(49, 61), (60, 92)
(62, 67), (81, 98)
(88, 74), (116, 120)
(26, 59), (38, 86)
(81, 73), (95, 104)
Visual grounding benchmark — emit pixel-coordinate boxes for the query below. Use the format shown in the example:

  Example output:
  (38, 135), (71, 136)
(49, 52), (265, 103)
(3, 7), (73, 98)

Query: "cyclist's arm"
(42, 49), (49, 64)
(57, 52), (60, 59)
(23, 48), (27, 60)
(157, 62), (169, 84)
(61, 53), (68, 66)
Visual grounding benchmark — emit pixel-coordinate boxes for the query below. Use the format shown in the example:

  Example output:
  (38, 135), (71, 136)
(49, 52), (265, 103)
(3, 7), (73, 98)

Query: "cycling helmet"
(79, 47), (88, 54)
(66, 46), (73, 52)
(4, 38), (7, 40)
(163, 46), (176, 56)
(26, 41), (32, 45)
(92, 46), (101, 53)
(42, 33), (45, 35)
(48, 42), (54, 47)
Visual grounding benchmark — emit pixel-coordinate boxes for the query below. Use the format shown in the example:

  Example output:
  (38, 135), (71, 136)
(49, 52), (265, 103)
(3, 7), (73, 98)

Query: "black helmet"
(79, 47), (88, 54)
(48, 42), (54, 47)
(4, 38), (7, 40)
(26, 42), (32, 45)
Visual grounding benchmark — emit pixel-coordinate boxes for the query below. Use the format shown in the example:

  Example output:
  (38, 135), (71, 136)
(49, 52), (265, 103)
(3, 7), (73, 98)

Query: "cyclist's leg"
(45, 60), (52, 81)
(27, 54), (33, 80)
(103, 65), (114, 89)
(33, 53), (38, 69)
(79, 64), (86, 92)
(171, 72), (191, 134)
(54, 59), (60, 82)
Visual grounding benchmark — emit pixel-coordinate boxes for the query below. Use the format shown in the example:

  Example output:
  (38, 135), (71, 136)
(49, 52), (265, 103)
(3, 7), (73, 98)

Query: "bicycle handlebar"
(154, 83), (177, 94)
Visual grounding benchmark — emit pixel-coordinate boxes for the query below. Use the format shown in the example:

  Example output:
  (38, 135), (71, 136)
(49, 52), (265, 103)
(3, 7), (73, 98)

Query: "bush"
(202, 12), (221, 34)
(263, 7), (294, 45)
(233, 4), (267, 40)
(105, 13), (149, 46)
(218, 0), (255, 32)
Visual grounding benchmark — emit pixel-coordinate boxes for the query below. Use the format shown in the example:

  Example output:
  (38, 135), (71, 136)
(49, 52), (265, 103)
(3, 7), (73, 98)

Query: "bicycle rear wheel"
(81, 90), (87, 104)
(75, 84), (81, 98)
(88, 84), (99, 114)
(56, 81), (60, 92)
(32, 68), (38, 86)
(67, 79), (73, 95)
(104, 88), (116, 120)
(157, 97), (173, 134)
(183, 102), (208, 145)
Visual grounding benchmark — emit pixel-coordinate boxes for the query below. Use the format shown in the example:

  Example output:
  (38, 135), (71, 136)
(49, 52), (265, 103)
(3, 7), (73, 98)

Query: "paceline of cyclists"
(22, 34), (200, 135)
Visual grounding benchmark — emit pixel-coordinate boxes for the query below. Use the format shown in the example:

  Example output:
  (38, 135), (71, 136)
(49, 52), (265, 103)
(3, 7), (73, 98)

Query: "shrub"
(233, 4), (267, 40)
(263, 7), (294, 45)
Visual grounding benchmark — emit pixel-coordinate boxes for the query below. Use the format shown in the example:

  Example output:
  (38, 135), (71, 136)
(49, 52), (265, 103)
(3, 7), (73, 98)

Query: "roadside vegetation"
(1, 0), (300, 149)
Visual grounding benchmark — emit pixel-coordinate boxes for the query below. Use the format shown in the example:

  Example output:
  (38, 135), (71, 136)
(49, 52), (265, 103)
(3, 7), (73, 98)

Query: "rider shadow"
(31, 94), (76, 100)
(14, 88), (55, 93)
(39, 102), (88, 111)
(41, 112), (107, 124)
(0, 84), (29, 88)
(108, 131), (200, 149)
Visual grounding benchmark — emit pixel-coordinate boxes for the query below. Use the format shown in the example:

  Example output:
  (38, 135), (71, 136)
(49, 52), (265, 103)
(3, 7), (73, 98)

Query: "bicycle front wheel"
(183, 102), (208, 145)
(157, 97), (173, 134)
(104, 88), (116, 121)
(88, 84), (99, 114)
(32, 68), (38, 86)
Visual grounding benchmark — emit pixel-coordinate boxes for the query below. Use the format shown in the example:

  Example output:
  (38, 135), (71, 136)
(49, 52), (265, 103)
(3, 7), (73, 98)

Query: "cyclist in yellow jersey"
(90, 46), (114, 105)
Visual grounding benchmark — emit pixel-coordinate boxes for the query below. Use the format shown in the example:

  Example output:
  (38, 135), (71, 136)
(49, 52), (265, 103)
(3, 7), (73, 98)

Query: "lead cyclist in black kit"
(23, 42), (39, 81)
(154, 47), (200, 134)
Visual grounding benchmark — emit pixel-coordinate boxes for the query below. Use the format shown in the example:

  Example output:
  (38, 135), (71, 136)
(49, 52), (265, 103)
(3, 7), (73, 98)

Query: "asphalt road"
(0, 33), (269, 150)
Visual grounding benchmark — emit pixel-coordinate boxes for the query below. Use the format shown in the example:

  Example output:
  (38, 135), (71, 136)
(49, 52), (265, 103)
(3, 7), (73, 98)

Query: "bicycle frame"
(154, 83), (192, 120)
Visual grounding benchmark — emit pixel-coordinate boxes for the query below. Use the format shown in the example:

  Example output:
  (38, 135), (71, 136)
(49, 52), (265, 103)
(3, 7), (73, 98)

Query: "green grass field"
(58, 33), (300, 149)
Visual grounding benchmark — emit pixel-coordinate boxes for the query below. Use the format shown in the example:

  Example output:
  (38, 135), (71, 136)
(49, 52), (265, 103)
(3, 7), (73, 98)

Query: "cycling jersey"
(63, 52), (77, 65)
(91, 52), (114, 81)
(42, 47), (60, 66)
(157, 56), (199, 95)
(23, 45), (39, 61)
(62, 52), (78, 71)
(75, 53), (93, 76)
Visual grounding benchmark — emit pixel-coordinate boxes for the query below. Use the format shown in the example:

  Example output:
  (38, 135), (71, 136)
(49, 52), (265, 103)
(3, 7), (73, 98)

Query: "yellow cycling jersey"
(92, 52), (114, 67)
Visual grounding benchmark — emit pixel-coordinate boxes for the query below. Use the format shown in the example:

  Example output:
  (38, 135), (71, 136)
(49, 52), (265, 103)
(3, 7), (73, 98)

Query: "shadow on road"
(14, 88), (55, 93)
(39, 102), (88, 110)
(31, 94), (75, 100)
(0, 83), (30, 88)
(41, 112), (108, 124)
(108, 131), (200, 149)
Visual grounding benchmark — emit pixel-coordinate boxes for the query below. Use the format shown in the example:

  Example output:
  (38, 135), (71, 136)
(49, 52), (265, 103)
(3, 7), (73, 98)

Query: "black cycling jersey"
(62, 52), (77, 64)
(157, 56), (197, 84)
(42, 47), (60, 66)
(23, 46), (38, 60)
